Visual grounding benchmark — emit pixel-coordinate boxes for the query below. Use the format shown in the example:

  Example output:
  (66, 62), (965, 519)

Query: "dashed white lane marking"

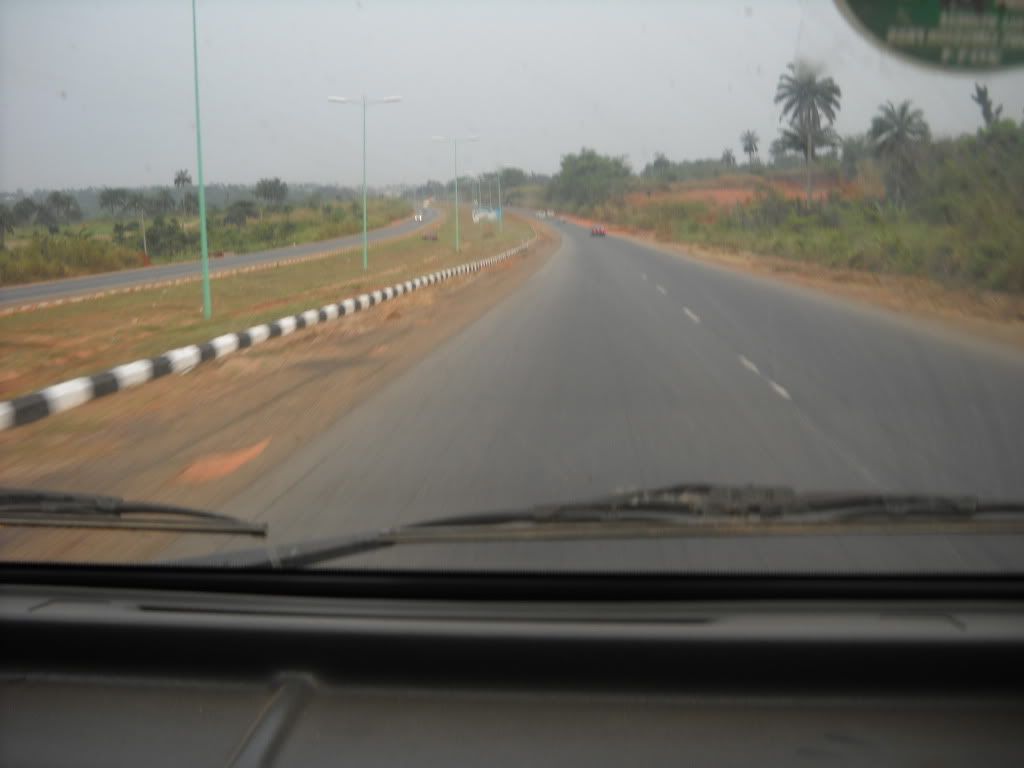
(656, 284), (667, 295)
(739, 354), (792, 401)
(683, 307), (701, 324)
(641, 272), (648, 281)
(769, 381), (792, 401)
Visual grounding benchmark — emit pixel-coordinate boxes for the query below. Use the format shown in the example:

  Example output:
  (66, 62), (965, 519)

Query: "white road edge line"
(738, 355), (760, 375)
(769, 380), (792, 401)
(683, 307), (701, 324)
(656, 284), (667, 296)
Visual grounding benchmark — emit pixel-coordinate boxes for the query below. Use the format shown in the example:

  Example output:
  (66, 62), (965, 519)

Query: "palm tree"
(36, 204), (59, 234)
(12, 198), (37, 227)
(45, 191), (80, 225)
(971, 83), (1002, 128)
(174, 170), (193, 213)
(775, 61), (842, 200)
(776, 124), (839, 162)
(99, 187), (128, 218)
(868, 100), (930, 204)
(720, 148), (736, 167)
(740, 130), (759, 165)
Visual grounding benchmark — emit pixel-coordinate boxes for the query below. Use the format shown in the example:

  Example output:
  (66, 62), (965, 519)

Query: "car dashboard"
(3, 568), (1024, 767)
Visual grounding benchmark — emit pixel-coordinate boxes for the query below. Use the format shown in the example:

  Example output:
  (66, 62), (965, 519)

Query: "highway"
(0, 208), (438, 309)
(218, 219), (1024, 553)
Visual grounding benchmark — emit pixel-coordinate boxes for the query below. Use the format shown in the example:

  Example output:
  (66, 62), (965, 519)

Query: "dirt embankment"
(627, 174), (874, 209)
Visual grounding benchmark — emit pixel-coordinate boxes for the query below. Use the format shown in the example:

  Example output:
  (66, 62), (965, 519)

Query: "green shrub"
(0, 234), (141, 284)
(604, 123), (1024, 293)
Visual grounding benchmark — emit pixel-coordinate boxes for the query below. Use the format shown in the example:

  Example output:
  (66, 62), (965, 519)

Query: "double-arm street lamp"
(328, 95), (402, 271)
(431, 134), (479, 253)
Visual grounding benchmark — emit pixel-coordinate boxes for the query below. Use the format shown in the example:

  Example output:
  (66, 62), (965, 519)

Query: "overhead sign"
(835, 0), (1024, 71)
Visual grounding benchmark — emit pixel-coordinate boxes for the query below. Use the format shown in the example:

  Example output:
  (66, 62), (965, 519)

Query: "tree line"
(540, 65), (1021, 291)
(0, 171), (295, 251)
(547, 61), (1015, 212)
(0, 192), (82, 247)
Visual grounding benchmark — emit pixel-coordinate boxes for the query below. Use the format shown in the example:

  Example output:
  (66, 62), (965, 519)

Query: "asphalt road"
(220, 219), (1024, 555)
(0, 208), (438, 309)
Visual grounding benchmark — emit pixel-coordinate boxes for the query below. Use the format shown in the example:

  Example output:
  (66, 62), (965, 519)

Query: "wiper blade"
(181, 485), (841, 569)
(406, 484), (802, 528)
(516, 483), (798, 520)
(179, 484), (1024, 570)
(794, 493), (1024, 523)
(468, 484), (1024, 525)
(0, 488), (267, 537)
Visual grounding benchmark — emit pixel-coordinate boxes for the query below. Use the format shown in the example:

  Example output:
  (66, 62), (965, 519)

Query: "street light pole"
(362, 95), (368, 271)
(191, 0), (212, 319)
(496, 170), (503, 233)
(328, 94), (402, 271)
(432, 135), (479, 253)
(453, 141), (460, 252)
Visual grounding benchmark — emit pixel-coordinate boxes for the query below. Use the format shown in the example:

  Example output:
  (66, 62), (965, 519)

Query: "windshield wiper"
(508, 484), (1024, 524)
(0, 488), (267, 536)
(407, 484), (1024, 528)
(182, 484), (1024, 570)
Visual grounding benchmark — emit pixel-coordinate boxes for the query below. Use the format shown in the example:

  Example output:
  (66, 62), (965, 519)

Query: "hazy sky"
(2, 0), (1023, 192)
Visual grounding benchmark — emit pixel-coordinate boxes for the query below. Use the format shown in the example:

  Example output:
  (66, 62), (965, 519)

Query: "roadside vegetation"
(0, 206), (534, 399)
(0, 174), (411, 285)
(544, 69), (1024, 293)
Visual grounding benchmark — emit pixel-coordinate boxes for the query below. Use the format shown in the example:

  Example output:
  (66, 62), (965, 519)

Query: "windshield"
(2, 0), (1023, 573)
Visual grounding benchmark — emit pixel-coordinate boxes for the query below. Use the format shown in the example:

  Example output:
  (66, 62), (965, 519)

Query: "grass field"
(0, 207), (533, 400)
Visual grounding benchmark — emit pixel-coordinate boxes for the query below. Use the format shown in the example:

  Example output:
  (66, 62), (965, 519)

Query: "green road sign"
(836, 0), (1024, 72)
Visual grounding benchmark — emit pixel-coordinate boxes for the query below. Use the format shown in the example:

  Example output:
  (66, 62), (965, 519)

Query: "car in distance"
(591, 225), (606, 237)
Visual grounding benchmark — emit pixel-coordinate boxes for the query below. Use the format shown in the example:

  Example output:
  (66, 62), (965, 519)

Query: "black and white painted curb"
(0, 240), (534, 431)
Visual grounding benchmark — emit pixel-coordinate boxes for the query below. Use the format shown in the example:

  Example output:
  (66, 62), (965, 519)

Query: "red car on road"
(590, 225), (606, 237)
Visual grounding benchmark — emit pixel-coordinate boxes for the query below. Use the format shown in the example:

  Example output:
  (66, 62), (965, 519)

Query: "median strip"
(0, 215), (439, 317)
(0, 239), (534, 431)
(0, 249), (344, 316)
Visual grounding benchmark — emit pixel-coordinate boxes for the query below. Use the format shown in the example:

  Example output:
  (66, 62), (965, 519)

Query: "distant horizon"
(0, 178), (528, 198)
(0, 117), (998, 198)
